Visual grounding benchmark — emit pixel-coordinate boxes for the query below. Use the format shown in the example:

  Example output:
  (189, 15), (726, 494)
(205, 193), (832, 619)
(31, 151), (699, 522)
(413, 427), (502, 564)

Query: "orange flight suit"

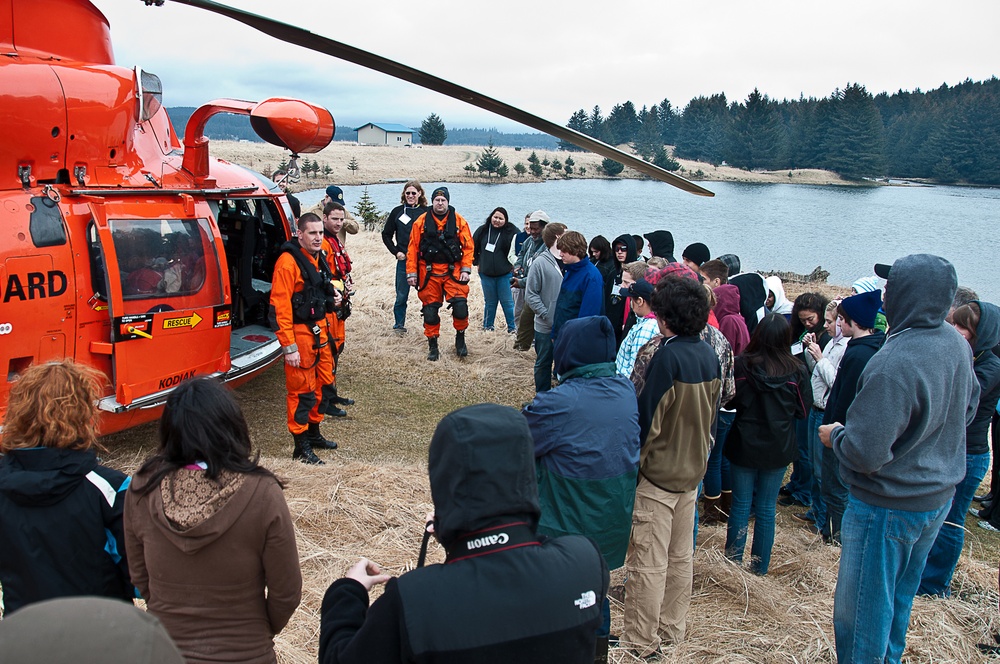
(405, 208), (474, 338)
(322, 236), (351, 390)
(270, 246), (335, 434)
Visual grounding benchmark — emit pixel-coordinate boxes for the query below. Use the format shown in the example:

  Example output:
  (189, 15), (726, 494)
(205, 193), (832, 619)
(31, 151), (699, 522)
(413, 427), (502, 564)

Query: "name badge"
(399, 213), (411, 225)
(485, 242), (497, 252)
(790, 342), (803, 355)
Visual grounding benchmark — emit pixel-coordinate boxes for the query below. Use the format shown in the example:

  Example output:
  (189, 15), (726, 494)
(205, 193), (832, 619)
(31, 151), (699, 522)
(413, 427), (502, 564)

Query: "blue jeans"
(703, 410), (735, 497)
(533, 330), (554, 392)
(803, 407), (827, 527)
(782, 416), (812, 506)
(725, 464), (786, 575)
(393, 260), (409, 328)
(479, 271), (515, 330)
(918, 452), (990, 597)
(822, 445), (850, 542)
(834, 496), (948, 664)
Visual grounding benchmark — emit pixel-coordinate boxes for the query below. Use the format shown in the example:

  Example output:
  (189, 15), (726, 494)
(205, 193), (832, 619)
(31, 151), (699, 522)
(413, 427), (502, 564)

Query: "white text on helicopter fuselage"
(466, 533), (509, 550)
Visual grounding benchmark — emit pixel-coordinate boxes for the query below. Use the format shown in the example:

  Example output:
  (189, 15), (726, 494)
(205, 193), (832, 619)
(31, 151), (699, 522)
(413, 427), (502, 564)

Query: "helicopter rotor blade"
(159, 0), (714, 197)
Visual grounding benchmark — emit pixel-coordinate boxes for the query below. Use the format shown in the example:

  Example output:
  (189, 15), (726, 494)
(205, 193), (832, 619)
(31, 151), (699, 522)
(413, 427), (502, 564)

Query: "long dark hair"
(742, 314), (804, 377)
(790, 292), (830, 341)
(135, 377), (279, 495)
(589, 235), (612, 263)
(483, 206), (509, 227)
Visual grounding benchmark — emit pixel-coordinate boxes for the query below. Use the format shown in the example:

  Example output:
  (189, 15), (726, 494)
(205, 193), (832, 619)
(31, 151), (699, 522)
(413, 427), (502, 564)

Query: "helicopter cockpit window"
(108, 218), (219, 307)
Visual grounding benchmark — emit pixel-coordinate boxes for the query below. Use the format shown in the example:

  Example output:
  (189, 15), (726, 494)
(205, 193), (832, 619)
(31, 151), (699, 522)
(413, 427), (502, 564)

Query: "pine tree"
(476, 139), (504, 177)
(652, 148), (680, 171)
(675, 93), (730, 165)
(550, 158), (562, 171)
(560, 109), (589, 151)
(821, 83), (886, 180)
(514, 162), (527, 177)
(658, 98), (679, 146)
(527, 151), (540, 165)
(347, 156), (359, 174)
(635, 105), (663, 158)
(727, 88), (785, 171)
(588, 105), (604, 140)
(419, 113), (447, 145)
(497, 163), (509, 178)
(354, 187), (382, 232)
(529, 162), (544, 177)
(601, 158), (625, 176)
(322, 163), (333, 176)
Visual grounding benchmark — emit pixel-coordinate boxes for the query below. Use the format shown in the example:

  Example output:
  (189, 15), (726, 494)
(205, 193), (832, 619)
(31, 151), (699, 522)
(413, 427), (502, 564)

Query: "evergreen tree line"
(562, 77), (1000, 184)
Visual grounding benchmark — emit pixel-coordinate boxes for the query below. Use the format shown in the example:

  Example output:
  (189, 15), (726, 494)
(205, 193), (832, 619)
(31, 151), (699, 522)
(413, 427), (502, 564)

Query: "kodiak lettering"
(158, 370), (196, 390)
(465, 532), (510, 550)
(3, 270), (68, 302)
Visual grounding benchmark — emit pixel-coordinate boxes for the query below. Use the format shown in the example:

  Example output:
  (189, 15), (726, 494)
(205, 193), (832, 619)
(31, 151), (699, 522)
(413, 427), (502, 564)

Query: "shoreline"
(210, 140), (861, 191)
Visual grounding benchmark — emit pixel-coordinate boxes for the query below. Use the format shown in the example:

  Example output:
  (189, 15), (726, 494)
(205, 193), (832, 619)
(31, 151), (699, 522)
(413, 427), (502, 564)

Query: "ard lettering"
(3, 271), (68, 303)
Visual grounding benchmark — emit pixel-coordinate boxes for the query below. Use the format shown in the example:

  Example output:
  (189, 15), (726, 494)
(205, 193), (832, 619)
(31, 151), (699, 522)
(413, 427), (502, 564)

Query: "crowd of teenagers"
(1, 181), (998, 664)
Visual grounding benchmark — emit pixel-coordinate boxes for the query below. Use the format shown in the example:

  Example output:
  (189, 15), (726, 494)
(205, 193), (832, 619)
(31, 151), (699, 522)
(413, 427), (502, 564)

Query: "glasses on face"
(405, 191), (419, 197)
(614, 247), (627, 253)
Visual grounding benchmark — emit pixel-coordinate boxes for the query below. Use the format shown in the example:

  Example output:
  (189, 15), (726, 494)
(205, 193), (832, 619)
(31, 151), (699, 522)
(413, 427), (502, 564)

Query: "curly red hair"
(1, 360), (105, 453)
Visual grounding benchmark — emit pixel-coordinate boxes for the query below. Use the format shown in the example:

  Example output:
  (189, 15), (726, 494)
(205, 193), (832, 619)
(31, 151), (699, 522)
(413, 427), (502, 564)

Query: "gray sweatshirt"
(831, 254), (979, 512)
(525, 250), (563, 335)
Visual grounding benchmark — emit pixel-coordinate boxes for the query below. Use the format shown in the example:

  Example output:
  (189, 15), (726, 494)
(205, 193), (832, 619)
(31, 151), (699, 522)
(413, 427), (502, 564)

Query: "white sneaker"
(978, 520), (1000, 533)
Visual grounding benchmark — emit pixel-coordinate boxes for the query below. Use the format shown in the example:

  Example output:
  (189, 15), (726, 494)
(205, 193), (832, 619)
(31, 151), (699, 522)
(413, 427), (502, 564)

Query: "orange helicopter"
(0, 0), (711, 435)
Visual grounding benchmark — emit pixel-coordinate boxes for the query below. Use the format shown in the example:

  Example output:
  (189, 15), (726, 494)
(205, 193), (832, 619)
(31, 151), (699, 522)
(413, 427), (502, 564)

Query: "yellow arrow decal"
(162, 312), (203, 330)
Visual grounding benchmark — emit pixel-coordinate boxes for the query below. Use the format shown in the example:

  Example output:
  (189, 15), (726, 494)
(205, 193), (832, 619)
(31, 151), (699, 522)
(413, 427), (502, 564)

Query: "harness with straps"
(417, 208), (464, 290)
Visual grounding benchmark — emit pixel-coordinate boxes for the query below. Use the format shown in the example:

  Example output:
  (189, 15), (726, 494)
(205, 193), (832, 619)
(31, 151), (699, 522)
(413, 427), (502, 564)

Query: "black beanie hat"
(683, 242), (711, 267)
(431, 186), (450, 203)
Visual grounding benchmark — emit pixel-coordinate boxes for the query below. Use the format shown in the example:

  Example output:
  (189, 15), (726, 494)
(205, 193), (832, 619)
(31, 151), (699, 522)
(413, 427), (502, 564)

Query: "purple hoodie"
(714, 284), (750, 356)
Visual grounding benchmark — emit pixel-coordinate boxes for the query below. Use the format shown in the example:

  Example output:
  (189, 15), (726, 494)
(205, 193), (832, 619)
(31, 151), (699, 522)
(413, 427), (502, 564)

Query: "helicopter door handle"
(127, 326), (153, 339)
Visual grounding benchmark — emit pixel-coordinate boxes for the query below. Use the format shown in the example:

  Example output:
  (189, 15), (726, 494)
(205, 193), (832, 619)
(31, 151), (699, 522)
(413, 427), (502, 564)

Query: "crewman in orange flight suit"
(269, 212), (341, 465)
(406, 186), (474, 361)
(321, 201), (355, 417)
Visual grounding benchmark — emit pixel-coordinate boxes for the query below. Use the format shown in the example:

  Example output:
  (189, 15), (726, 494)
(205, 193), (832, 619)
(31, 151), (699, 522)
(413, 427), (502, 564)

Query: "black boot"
(308, 422), (338, 450)
(427, 336), (439, 361)
(292, 432), (324, 465)
(455, 331), (468, 358)
(332, 392), (355, 407)
(326, 403), (348, 417)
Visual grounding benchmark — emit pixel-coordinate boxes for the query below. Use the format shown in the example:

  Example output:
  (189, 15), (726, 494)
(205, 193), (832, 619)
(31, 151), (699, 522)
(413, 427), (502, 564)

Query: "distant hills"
(165, 108), (559, 149)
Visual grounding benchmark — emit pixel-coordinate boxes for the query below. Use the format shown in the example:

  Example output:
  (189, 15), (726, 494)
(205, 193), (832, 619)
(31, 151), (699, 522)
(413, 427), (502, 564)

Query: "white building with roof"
(354, 122), (414, 146)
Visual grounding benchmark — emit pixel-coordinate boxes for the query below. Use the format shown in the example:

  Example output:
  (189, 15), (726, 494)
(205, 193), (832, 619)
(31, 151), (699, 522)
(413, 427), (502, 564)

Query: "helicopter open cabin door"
(90, 204), (231, 409)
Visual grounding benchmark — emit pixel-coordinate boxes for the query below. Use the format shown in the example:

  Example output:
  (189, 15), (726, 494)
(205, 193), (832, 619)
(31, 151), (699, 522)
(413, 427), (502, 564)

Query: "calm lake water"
(300, 180), (1000, 300)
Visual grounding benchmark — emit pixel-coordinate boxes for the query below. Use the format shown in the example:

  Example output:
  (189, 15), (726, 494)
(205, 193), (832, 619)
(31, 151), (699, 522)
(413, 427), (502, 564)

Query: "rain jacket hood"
(973, 300), (1000, 354)
(554, 316), (617, 377)
(884, 254), (957, 334)
(643, 230), (676, 262)
(0, 447), (98, 506)
(429, 404), (540, 548)
(612, 233), (638, 264)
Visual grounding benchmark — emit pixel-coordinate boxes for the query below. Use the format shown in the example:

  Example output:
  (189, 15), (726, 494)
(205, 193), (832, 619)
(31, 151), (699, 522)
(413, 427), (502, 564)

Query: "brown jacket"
(124, 469), (301, 664)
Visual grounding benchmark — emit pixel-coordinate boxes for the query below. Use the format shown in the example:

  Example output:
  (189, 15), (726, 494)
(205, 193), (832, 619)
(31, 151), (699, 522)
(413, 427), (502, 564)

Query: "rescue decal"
(3, 270), (68, 302)
(162, 311), (203, 330)
(158, 370), (197, 390)
(213, 305), (233, 328)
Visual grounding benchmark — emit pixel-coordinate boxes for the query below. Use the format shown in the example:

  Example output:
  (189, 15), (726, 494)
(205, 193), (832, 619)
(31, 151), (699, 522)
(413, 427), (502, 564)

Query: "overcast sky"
(100, 0), (998, 133)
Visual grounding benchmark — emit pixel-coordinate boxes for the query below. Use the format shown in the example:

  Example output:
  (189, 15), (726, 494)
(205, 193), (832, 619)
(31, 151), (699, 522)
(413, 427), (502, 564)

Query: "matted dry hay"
(95, 230), (1000, 663)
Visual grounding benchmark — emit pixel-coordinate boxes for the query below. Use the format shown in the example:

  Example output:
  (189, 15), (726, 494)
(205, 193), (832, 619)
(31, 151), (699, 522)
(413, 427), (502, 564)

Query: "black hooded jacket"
(0, 448), (133, 614)
(319, 404), (608, 664)
(643, 230), (676, 263)
(607, 234), (639, 346)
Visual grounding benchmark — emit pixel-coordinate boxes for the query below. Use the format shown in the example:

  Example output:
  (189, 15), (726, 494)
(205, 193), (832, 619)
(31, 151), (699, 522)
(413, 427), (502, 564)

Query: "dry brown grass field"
(99, 231), (1000, 663)
(210, 140), (850, 189)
